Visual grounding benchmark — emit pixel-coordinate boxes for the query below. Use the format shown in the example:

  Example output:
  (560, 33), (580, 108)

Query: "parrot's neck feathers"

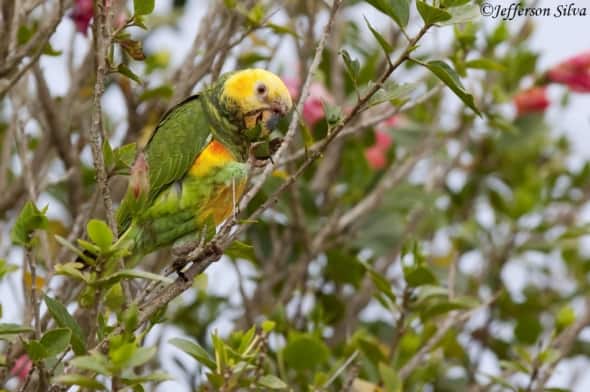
(200, 88), (248, 161)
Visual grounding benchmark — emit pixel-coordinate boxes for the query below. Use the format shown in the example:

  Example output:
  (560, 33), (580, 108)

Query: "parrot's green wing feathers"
(117, 95), (211, 232)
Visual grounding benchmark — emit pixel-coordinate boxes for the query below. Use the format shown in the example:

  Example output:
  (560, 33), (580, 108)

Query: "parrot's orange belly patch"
(200, 180), (247, 225)
(190, 140), (235, 177)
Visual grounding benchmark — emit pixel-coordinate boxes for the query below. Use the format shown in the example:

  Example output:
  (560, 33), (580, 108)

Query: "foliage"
(1, 0), (589, 391)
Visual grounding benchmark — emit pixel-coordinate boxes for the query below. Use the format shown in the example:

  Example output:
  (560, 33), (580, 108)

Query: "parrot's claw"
(177, 270), (189, 282)
(171, 258), (189, 281)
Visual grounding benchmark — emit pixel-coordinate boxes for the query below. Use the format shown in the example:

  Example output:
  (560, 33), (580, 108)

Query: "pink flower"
(513, 87), (550, 115)
(281, 77), (337, 128)
(363, 117), (398, 170)
(10, 355), (32, 381)
(364, 145), (387, 170)
(375, 130), (393, 151)
(302, 83), (335, 127)
(548, 51), (590, 93)
(282, 77), (300, 100)
(71, 0), (94, 35)
(376, 116), (399, 132)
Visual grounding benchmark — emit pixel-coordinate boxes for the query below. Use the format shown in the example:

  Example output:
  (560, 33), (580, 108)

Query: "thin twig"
(89, 0), (117, 235)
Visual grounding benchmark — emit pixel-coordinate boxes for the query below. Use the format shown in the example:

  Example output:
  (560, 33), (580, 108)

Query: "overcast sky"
(2, 0), (590, 390)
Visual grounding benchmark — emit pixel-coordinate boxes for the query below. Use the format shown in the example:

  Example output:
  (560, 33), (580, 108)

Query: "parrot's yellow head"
(220, 68), (293, 133)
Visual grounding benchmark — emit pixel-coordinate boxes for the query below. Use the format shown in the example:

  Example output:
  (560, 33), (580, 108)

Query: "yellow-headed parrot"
(115, 69), (292, 257)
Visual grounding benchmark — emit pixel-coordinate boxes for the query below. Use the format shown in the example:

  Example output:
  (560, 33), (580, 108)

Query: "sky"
(2, 0), (590, 390)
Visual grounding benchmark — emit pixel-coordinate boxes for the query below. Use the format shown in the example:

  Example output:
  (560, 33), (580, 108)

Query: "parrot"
(113, 68), (293, 259)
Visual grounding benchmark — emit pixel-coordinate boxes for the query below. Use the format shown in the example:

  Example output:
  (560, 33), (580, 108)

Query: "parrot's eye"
(256, 83), (267, 97)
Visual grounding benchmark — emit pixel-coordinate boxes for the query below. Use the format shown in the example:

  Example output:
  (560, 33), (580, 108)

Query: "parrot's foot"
(192, 241), (223, 264)
(170, 241), (223, 281)
(171, 258), (189, 281)
(248, 137), (283, 167)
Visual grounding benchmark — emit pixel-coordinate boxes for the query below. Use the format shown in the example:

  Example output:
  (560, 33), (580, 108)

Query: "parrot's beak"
(244, 100), (291, 134)
(265, 102), (289, 131)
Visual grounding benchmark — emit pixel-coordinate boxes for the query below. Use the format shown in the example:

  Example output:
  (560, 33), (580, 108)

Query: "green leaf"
(117, 64), (142, 84)
(514, 315), (542, 344)
(365, 0), (410, 29)
(341, 49), (360, 82)
(122, 303), (139, 333)
(421, 296), (478, 318)
(420, 60), (481, 116)
(416, 0), (452, 25)
(378, 362), (402, 392)
(126, 346), (156, 368)
(17, 25), (34, 45)
(70, 354), (111, 375)
(40, 328), (71, 357)
(138, 85), (174, 102)
(0, 323), (33, 336)
(265, 23), (299, 37)
(54, 235), (95, 265)
(465, 58), (506, 72)
(103, 140), (114, 169)
(77, 238), (101, 255)
(556, 306), (576, 330)
(132, 15), (147, 29)
(109, 341), (137, 368)
(237, 52), (271, 68)
(43, 42), (62, 56)
(44, 295), (87, 355)
(261, 320), (276, 333)
(364, 17), (393, 54)
(257, 374), (288, 390)
(440, 3), (480, 25)
(169, 338), (216, 370)
(193, 273), (208, 292)
(95, 269), (173, 287)
(121, 371), (172, 384)
(225, 240), (255, 260)
(323, 101), (342, 125)
(360, 261), (396, 304)
(211, 332), (227, 368)
(368, 81), (418, 107)
(404, 265), (437, 287)
(52, 374), (106, 390)
(25, 340), (48, 361)
(283, 334), (329, 371)
(11, 201), (48, 247)
(113, 143), (137, 175)
(87, 219), (113, 251)
(134, 0), (155, 15)
(0, 259), (19, 280)
(54, 262), (89, 283)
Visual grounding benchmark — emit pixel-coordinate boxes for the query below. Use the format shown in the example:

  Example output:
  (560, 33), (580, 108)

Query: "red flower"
(282, 77), (335, 128)
(302, 83), (335, 127)
(364, 122), (395, 171)
(364, 145), (387, 170)
(513, 87), (550, 115)
(10, 354), (32, 381)
(71, 0), (94, 36)
(548, 51), (590, 93)
(376, 116), (398, 132)
(374, 130), (392, 151)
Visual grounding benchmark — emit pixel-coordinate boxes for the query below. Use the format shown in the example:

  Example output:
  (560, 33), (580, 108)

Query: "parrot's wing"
(117, 94), (211, 232)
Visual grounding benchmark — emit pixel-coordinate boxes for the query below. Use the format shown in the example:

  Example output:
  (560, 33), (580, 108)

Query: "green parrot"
(114, 69), (292, 258)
